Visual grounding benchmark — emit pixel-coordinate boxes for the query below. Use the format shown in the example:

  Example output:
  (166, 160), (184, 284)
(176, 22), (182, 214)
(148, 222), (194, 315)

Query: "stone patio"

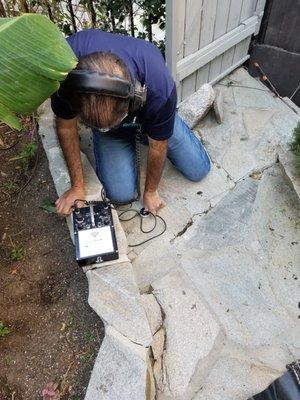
(38, 67), (300, 400)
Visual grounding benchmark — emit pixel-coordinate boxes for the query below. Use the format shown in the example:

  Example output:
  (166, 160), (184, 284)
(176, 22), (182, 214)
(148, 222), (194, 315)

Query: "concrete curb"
(38, 100), (158, 400)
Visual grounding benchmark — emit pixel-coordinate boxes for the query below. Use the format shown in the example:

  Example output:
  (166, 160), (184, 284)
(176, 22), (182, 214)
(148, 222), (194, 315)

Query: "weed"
(41, 197), (56, 214)
(10, 141), (37, 170)
(291, 122), (300, 175)
(67, 313), (77, 329)
(1, 181), (19, 192)
(83, 328), (96, 342)
(10, 245), (25, 261)
(0, 321), (10, 338)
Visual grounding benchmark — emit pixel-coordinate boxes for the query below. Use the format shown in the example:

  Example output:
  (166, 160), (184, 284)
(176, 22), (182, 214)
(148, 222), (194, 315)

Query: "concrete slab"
(193, 357), (279, 400)
(39, 68), (300, 400)
(180, 177), (259, 250)
(152, 270), (220, 398)
(78, 126), (96, 168)
(178, 84), (215, 129)
(123, 161), (234, 290)
(38, 105), (59, 150)
(197, 69), (299, 182)
(269, 110), (300, 151)
(228, 68), (283, 110)
(279, 150), (300, 199)
(86, 262), (152, 347)
(250, 165), (300, 316)
(182, 246), (295, 347)
(131, 238), (180, 291)
(213, 88), (224, 124)
(198, 108), (280, 181)
(179, 166), (299, 348)
(141, 294), (163, 335)
(85, 326), (149, 400)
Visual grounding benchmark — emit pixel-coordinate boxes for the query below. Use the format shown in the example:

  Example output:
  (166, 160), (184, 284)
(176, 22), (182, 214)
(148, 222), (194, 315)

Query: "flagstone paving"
(39, 68), (300, 400)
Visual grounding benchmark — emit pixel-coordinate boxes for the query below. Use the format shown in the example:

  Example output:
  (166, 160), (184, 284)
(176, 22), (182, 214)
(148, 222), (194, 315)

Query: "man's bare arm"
(55, 117), (85, 215)
(143, 138), (167, 213)
(56, 117), (84, 187)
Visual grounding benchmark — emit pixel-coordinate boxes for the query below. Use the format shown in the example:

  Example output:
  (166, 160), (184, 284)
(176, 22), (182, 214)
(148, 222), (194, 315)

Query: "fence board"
(232, 36), (251, 64)
(232, 0), (254, 67)
(209, 0), (231, 82)
(255, 0), (267, 34)
(182, 0), (204, 100)
(176, 0), (187, 62)
(240, 0), (256, 21)
(177, 16), (257, 81)
(168, 0), (186, 101)
(195, 0), (218, 89)
(166, 0), (263, 100)
(220, 0), (244, 72)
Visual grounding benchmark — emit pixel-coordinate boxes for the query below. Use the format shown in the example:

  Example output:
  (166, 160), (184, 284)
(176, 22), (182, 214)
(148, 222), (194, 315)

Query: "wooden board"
(177, 16), (257, 81)
(208, 0), (231, 82)
(166, 0), (262, 100)
(181, 0), (204, 100)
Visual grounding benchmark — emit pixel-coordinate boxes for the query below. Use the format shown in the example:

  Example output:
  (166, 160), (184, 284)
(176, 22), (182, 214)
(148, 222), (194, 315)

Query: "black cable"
(118, 209), (167, 247)
(72, 123), (167, 247)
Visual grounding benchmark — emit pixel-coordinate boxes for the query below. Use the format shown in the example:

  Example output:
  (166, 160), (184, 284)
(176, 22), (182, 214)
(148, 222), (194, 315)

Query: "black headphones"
(62, 70), (147, 113)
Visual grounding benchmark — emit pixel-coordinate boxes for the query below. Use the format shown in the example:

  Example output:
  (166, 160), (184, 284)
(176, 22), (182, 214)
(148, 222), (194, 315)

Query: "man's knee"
(105, 184), (136, 204)
(185, 157), (211, 182)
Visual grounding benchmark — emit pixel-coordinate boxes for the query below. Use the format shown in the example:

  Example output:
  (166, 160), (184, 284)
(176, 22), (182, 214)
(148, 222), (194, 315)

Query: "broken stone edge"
(38, 101), (163, 400)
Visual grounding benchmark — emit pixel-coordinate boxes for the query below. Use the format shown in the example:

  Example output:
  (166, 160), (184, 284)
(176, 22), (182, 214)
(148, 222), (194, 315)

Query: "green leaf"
(0, 14), (78, 130)
(41, 197), (56, 214)
(0, 321), (10, 338)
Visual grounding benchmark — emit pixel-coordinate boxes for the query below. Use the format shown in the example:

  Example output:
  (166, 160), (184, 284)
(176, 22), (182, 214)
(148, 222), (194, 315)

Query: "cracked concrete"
(120, 68), (300, 399)
(38, 67), (300, 400)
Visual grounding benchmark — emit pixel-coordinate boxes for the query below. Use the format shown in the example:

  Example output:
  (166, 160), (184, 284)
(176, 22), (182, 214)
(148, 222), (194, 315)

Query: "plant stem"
(45, 0), (54, 21)
(0, 0), (6, 17)
(88, 0), (97, 28)
(67, 0), (77, 32)
(147, 13), (152, 42)
(129, 1), (135, 37)
(19, 0), (30, 13)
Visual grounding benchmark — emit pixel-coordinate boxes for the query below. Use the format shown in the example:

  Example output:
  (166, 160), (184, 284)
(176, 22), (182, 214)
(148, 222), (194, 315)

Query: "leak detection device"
(73, 202), (118, 267)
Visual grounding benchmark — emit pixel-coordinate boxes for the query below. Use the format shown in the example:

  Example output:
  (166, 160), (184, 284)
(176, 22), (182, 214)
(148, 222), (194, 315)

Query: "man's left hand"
(143, 190), (166, 214)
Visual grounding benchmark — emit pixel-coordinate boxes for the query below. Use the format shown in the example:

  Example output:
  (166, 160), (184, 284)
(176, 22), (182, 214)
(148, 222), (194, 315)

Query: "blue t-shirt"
(51, 30), (177, 140)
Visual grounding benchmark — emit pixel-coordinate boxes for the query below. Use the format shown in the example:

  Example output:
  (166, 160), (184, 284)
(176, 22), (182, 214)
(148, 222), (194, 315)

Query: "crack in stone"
(150, 290), (170, 395)
(212, 160), (234, 182)
(234, 160), (279, 185)
(169, 160), (276, 244)
(170, 203), (214, 244)
(174, 218), (194, 238)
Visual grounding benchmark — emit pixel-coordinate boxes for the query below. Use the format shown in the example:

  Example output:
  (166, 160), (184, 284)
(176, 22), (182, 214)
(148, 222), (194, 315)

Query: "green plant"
(19, 142), (37, 170)
(291, 122), (300, 175)
(84, 328), (96, 342)
(41, 196), (56, 213)
(0, 14), (78, 130)
(1, 181), (18, 192)
(0, 321), (10, 338)
(10, 245), (25, 261)
(10, 141), (37, 170)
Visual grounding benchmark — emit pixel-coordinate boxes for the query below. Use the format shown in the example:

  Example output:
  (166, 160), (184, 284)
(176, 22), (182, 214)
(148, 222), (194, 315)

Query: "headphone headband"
(62, 70), (147, 113)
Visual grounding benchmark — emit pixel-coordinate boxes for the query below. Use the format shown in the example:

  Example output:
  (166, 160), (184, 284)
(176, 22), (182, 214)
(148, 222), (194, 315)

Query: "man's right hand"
(55, 186), (85, 217)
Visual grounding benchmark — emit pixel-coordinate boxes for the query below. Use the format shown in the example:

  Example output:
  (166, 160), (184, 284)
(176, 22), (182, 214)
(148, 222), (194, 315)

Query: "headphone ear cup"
(130, 80), (147, 113)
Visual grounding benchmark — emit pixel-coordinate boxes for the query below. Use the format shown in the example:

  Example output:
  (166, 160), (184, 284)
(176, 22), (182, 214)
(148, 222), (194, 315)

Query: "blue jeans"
(93, 113), (211, 203)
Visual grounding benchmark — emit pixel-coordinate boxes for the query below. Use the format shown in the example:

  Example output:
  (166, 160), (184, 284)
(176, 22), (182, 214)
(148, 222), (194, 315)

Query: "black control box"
(73, 202), (119, 267)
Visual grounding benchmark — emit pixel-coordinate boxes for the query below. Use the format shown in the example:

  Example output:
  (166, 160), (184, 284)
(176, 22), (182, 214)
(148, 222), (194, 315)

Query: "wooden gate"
(166, 0), (266, 101)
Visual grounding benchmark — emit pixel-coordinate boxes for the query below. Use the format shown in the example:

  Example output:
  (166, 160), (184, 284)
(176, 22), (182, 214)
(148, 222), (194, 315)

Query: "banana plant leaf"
(0, 14), (78, 130)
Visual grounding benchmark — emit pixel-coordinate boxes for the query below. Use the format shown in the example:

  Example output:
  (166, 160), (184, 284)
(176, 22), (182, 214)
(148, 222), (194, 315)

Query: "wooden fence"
(165, 0), (267, 102)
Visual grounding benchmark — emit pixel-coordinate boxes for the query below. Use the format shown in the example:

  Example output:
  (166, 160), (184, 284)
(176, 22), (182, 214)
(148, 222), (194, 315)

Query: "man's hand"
(55, 186), (85, 216)
(143, 190), (166, 214)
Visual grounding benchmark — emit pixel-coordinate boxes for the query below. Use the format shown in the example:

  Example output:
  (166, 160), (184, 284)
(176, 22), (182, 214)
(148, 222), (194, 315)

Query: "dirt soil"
(0, 123), (104, 399)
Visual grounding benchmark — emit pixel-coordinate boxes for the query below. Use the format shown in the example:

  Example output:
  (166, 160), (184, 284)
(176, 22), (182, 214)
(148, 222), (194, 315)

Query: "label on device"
(78, 226), (114, 258)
